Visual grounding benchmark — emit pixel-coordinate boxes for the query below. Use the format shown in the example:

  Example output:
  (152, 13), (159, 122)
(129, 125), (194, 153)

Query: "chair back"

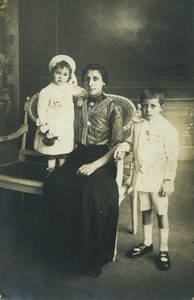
(104, 94), (136, 194)
(27, 93), (39, 123)
(18, 93), (43, 161)
(28, 92), (136, 126)
(24, 92), (136, 164)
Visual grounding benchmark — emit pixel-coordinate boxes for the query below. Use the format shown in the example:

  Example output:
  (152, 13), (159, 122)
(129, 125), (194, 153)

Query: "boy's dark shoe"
(158, 251), (171, 271)
(126, 243), (153, 258)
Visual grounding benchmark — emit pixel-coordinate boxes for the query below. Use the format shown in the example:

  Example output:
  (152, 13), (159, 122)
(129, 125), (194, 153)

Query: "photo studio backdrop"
(1, 0), (194, 160)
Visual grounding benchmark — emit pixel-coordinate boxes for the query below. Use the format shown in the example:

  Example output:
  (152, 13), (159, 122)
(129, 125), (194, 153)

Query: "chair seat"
(0, 161), (47, 194)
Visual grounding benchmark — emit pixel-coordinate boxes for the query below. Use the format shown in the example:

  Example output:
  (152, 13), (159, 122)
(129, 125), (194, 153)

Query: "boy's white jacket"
(128, 114), (179, 193)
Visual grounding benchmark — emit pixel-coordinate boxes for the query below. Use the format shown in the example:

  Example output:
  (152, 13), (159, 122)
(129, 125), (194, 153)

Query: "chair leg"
(20, 192), (24, 212)
(131, 190), (138, 234)
(112, 230), (118, 262)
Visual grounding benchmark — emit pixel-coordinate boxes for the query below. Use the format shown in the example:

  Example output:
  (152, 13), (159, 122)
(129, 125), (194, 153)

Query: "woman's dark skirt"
(42, 144), (119, 276)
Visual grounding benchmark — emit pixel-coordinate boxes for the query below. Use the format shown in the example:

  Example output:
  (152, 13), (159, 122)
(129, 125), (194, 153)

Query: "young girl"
(34, 55), (87, 172)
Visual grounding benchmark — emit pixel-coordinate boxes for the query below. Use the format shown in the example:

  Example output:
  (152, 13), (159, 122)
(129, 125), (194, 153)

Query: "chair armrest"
(116, 158), (124, 190)
(0, 124), (28, 142)
(116, 158), (133, 201)
(116, 156), (137, 234)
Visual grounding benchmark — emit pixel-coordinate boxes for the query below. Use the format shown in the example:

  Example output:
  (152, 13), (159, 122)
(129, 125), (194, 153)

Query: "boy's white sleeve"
(36, 89), (50, 127)
(163, 126), (179, 181)
(125, 122), (134, 150)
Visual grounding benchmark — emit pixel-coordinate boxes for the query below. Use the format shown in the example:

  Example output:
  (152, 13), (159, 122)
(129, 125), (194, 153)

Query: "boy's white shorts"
(138, 191), (169, 215)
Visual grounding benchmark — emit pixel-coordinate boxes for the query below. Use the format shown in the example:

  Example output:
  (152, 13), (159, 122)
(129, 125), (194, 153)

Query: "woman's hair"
(81, 63), (108, 85)
(51, 60), (72, 80)
(140, 88), (165, 106)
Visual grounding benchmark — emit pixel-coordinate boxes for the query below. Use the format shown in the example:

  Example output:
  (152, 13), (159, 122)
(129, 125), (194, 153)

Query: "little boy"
(126, 88), (179, 271)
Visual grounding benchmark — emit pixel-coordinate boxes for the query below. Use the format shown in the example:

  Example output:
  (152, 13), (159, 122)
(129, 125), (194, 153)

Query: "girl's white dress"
(34, 82), (81, 155)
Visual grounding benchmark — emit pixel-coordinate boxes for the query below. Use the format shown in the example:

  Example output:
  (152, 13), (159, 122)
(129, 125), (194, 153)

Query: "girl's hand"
(39, 124), (49, 134)
(76, 96), (85, 107)
(159, 180), (174, 197)
(76, 91), (88, 107)
(76, 162), (98, 176)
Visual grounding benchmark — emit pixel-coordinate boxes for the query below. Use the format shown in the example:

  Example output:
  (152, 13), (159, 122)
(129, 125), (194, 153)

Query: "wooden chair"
(104, 94), (138, 261)
(0, 93), (138, 235)
(105, 94), (138, 234)
(0, 94), (47, 197)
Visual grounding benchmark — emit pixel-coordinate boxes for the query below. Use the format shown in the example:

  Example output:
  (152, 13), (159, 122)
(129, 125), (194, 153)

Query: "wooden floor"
(0, 160), (193, 300)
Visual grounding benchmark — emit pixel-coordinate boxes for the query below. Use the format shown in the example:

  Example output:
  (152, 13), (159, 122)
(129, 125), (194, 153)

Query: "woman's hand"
(114, 143), (130, 161)
(159, 180), (174, 197)
(76, 162), (98, 176)
(77, 145), (121, 176)
(114, 146), (125, 161)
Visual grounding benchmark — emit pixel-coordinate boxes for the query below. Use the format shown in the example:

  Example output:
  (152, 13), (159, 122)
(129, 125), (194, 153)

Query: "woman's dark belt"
(76, 143), (109, 159)
(77, 143), (109, 150)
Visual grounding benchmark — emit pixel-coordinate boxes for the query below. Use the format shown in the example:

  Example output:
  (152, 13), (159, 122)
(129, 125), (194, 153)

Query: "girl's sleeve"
(72, 86), (88, 107)
(72, 85), (87, 98)
(36, 88), (50, 128)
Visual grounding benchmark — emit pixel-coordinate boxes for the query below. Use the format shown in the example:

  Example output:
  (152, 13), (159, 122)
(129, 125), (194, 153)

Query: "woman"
(43, 63), (131, 277)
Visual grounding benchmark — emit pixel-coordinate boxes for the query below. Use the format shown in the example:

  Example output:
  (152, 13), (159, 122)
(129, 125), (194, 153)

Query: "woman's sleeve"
(36, 88), (50, 127)
(110, 103), (124, 147)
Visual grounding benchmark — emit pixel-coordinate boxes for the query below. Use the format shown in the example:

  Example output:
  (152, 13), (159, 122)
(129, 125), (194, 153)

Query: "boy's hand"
(159, 180), (174, 197)
(76, 162), (97, 176)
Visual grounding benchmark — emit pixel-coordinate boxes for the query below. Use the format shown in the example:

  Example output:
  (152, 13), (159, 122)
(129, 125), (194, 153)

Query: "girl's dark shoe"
(46, 167), (55, 177)
(158, 251), (171, 271)
(83, 267), (101, 278)
(126, 243), (153, 258)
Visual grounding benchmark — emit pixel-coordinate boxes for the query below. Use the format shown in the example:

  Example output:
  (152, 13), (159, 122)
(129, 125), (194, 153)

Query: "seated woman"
(42, 63), (131, 277)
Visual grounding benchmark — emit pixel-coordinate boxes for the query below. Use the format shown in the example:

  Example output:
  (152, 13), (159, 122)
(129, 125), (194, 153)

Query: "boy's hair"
(81, 63), (108, 85)
(51, 60), (72, 81)
(140, 88), (165, 106)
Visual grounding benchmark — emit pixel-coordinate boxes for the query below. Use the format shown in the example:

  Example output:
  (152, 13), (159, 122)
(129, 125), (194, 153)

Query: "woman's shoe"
(158, 251), (171, 271)
(126, 243), (153, 258)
